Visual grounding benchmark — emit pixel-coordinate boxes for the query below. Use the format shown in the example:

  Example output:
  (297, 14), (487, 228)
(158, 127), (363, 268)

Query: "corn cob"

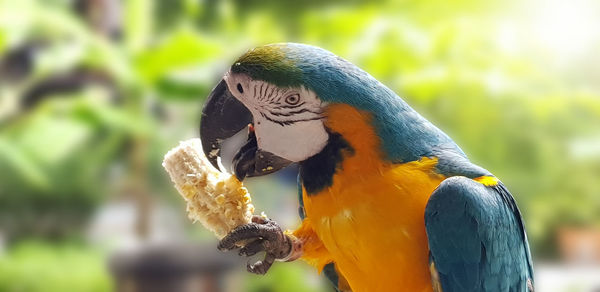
(162, 138), (255, 239)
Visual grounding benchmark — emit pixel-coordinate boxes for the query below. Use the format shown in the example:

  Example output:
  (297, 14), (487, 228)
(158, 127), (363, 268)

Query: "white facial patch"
(224, 71), (329, 162)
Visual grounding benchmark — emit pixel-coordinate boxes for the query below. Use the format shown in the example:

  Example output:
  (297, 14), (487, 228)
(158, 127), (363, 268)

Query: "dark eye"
(285, 94), (300, 105)
(236, 83), (244, 94)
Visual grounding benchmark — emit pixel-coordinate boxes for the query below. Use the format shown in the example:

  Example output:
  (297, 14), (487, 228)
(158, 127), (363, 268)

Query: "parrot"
(199, 43), (534, 292)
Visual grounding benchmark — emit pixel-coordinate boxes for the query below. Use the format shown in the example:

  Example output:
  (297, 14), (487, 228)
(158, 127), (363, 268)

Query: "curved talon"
(247, 253), (275, 275)
(218, 222), (279, 251)
(217, 216), (294, 275)
(239, 239), (265, 257)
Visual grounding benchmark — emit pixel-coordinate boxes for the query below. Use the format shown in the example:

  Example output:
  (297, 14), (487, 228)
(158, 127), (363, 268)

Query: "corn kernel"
(163, 139), (255, 239)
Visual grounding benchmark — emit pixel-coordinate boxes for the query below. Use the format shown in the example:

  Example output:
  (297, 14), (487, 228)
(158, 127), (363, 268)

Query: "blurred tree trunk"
(131, 138), (152, 239)
(74, 0), (152, 240)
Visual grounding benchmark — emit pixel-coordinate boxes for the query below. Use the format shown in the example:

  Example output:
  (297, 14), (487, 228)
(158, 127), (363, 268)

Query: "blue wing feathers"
(425, 176), (533, 292)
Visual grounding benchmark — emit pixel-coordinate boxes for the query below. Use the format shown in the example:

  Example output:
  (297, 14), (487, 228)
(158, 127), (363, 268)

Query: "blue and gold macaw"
(200, 43), (534, 292)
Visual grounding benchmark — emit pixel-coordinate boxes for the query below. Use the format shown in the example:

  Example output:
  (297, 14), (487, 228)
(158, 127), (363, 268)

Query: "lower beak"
(200, 79), (292, 181)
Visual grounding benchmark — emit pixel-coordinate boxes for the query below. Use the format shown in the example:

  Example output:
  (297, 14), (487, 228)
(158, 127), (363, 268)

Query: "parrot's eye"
(236, 83), (244, 94)
(285, 94), (300, 105)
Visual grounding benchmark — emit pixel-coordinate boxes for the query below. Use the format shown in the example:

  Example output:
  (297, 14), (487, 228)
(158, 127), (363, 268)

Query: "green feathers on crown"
(231, 44), (304, 88)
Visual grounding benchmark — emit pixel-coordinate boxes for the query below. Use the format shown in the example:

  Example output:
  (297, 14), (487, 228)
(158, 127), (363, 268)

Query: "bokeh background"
(1, 0), (599, 291)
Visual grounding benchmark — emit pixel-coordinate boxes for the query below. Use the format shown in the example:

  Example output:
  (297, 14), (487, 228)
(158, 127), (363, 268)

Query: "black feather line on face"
(265, 86), (275, 99)
(272, 102), (306, 110)
(259, 112), (323, 126)
(258, 83), (265, 101)
(268, 108), (322, 117)
(268, 88), (279, 103)
(285, 116), (324, 124)
(260, 112), (286, 126)
(260, 83), (266, 99)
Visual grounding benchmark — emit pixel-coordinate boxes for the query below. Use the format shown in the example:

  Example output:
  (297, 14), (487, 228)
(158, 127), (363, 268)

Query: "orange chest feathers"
(301, 104), (445, 292)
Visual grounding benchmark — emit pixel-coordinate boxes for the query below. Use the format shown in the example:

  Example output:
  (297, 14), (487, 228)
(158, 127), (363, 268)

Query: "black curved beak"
(200, 79), (292, 181)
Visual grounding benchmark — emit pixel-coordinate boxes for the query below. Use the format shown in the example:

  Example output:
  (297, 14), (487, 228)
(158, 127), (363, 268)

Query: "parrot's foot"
(218, 215), (301, 275)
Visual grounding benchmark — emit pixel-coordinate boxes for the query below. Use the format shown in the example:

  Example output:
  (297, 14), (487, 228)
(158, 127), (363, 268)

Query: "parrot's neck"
(299, 104), (398, 195)
(323, 104), (386, 173)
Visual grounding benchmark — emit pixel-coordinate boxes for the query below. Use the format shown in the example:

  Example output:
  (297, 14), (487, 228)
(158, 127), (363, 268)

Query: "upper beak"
(200, 79), (292, 181)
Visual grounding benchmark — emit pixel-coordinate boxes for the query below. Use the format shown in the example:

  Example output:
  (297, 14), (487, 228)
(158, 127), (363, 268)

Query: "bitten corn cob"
(162, 138), (255, 239)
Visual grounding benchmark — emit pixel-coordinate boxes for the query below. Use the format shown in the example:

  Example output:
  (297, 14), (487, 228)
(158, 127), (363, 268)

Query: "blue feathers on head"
(233, 43), (465, 163)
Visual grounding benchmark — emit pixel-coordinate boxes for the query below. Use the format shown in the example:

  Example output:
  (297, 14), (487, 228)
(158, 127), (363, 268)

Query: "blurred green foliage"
(0, 241), (111, 292)
(0, 0), (599, 290)
(244, 264), (330, 292)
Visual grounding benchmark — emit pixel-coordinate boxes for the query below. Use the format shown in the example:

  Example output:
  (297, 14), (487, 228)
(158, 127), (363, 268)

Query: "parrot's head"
(200, 43), (459, 182)
(200, 43), (332, 181)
